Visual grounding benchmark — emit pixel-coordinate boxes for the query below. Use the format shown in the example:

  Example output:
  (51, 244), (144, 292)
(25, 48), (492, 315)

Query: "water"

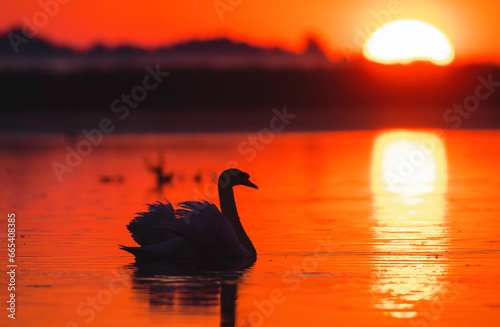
(1, 130), (499, 327)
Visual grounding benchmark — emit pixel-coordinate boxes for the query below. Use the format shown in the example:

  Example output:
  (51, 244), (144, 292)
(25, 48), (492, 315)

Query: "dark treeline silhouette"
(2, 27), (499, 130)
(1, 27), (499, 130)
(2, 63), (499, 111)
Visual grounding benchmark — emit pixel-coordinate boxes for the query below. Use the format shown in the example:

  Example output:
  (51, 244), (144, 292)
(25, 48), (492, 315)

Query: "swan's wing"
(126, 200), (176, 246)
(168, 200), (242, 251)
(119, 236), (196, 259)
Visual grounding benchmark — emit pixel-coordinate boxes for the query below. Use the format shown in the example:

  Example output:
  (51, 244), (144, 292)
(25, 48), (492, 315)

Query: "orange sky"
(1, 0), (499, 63)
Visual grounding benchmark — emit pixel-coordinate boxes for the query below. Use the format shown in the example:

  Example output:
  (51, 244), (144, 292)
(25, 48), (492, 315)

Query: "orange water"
(0, 130), (499, 327)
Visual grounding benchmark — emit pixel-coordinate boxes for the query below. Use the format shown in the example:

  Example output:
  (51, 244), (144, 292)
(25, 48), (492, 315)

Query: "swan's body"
(119, 169), (257, 259)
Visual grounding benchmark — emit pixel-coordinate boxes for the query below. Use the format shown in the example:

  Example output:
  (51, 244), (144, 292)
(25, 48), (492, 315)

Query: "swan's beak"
(242, 180), (258, 189)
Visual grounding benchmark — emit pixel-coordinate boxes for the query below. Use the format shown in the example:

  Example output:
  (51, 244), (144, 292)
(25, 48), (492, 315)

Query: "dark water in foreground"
(1, 130), (499, 326)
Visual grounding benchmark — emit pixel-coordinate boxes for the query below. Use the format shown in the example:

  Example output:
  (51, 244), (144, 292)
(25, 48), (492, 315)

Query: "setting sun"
(363, 20), (455, 65)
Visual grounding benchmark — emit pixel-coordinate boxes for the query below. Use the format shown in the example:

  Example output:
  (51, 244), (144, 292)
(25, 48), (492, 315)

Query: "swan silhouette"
(119, 169), (258, 259)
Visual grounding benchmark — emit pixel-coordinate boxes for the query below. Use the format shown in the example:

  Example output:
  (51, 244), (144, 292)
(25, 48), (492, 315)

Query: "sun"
(363, 20), (455, 65)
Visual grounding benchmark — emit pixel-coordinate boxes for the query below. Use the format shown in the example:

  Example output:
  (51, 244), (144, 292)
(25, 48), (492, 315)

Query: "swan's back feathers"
(125, 200), (246, 257)
(127, 201), (176, 246)
(171, 200), (242, 250)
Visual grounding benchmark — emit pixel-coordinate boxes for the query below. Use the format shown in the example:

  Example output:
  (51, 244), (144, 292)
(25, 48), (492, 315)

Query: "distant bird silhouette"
(194, 170), (203, 184)
(99, 174), (125, 184)
(119, 169), (258, 259)
(145, 155), (174, 189)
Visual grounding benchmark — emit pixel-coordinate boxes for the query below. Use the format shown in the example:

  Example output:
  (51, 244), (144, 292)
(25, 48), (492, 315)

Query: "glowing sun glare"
(370, 131), (449, 319)
(364, 20), (455, 65)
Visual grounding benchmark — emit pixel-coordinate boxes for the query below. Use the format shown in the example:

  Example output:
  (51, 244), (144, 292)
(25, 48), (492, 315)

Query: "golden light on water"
(371, 130), (447, 197)
(371, 131), (449, 319)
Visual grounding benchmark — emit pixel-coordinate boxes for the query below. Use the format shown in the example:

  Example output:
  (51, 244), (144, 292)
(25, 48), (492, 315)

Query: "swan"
(119, 169), (258, 259)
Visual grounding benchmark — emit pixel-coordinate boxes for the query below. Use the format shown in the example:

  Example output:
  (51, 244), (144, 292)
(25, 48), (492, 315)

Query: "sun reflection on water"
(371, 131), (448, 319)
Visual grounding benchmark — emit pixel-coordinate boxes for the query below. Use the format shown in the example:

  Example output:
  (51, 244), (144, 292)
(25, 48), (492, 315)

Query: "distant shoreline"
(2, 106), (499, 137)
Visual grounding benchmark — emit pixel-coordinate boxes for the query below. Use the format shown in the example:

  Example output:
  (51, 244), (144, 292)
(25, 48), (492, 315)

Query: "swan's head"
(219, 169), (258, 189)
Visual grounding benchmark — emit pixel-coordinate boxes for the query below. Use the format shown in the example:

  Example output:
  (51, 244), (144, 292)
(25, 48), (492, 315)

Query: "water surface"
(1, 130), (499, 326)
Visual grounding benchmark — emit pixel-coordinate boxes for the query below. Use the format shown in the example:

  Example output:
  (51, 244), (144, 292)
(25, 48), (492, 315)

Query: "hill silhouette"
(0, 30), (329, 70)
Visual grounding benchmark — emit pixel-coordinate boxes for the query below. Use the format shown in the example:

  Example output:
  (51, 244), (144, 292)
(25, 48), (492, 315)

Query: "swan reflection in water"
(128, 257), (255, 327)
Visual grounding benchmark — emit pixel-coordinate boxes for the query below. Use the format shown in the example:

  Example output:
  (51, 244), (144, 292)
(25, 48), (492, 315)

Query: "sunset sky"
(1, 0), (500, 63)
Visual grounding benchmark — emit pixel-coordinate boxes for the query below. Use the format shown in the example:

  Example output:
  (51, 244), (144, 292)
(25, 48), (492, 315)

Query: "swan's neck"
(218, 183), (256, 257)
